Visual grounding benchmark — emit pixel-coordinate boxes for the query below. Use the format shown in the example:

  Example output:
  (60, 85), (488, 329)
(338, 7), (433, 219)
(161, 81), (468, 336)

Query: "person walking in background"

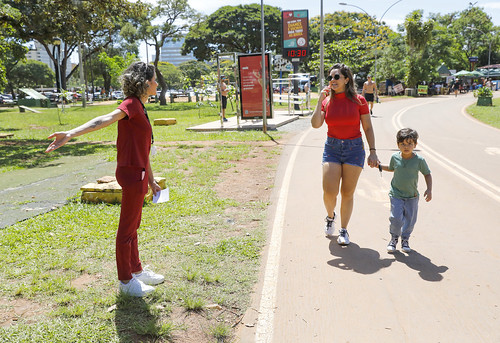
(362, 75), (378, 115)
(378, 128), (432, 253)
(45, 61), (164, 297)
(220, 76), (229, 122)
(311, 63), (379, 246)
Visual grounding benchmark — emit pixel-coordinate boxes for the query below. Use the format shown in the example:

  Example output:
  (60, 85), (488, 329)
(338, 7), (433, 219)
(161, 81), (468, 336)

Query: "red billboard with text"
(238, 53), (273, 119)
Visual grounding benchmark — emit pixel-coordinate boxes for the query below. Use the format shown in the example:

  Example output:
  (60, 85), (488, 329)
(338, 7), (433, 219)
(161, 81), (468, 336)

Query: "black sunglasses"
(327, 74), (341, 81)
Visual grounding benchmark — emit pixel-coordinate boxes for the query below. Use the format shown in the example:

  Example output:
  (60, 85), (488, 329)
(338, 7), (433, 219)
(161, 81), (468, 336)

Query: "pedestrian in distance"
(362, 75), (378, 115)
(220, 75), (229, 122)
(311, 63), (379, 246)
(378, 128), (432, 253)
(45, 61), (164, 297)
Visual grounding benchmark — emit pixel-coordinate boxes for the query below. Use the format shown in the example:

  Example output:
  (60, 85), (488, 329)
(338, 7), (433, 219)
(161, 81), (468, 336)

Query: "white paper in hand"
(152, 187), (169, 203)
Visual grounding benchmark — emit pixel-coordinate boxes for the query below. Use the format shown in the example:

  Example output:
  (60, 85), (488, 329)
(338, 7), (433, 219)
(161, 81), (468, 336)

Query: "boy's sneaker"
(387, 236), (398, 253)
(337, 228), (350, 245)
(132, 266), (165, 285)
(119, 277), (155, 297)
(324, 214), (336, 236)
(401, 239), (411, 253)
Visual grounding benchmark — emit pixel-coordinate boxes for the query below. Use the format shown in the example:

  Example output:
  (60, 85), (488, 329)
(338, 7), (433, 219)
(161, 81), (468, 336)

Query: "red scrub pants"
(115, 166), (148, 281)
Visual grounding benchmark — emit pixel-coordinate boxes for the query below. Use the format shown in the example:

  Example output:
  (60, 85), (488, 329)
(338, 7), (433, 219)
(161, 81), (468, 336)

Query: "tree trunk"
(153, 44), (167, 106)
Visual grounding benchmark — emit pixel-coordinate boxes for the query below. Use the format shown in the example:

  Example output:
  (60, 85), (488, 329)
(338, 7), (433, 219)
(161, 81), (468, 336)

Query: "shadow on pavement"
(392, 250), (449, 282)
(327, 240), (394, 274)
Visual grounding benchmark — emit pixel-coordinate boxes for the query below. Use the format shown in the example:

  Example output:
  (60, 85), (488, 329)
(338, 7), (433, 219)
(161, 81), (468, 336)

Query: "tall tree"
(122, 0), (195, 105)
(307, 11), (393, 78)
(404, 10), (434, 87)
(0, 0), (143, 90)
(182, 4), (282, 61)
(9, 60), (55, 89)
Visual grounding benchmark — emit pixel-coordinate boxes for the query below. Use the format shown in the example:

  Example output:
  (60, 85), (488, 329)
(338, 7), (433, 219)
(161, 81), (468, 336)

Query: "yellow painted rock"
(154, 118), (177, 126)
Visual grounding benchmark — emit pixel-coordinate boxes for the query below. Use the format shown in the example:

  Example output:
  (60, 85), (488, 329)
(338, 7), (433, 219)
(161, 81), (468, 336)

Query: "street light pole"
(320, 0), (325, 90)
(339, 1), (403, 84)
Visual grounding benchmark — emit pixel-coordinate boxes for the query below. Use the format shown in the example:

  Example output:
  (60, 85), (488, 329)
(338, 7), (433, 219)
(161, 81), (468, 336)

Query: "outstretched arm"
(45, 109), (126, 153)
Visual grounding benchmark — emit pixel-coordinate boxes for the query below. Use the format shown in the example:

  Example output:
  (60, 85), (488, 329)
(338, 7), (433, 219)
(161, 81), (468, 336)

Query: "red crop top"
(321, 92), (369, 139)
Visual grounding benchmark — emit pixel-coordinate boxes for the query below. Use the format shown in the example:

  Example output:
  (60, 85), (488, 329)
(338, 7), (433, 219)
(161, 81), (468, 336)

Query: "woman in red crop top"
(311, 63), (379, 245)
(46, 62), (164, 297)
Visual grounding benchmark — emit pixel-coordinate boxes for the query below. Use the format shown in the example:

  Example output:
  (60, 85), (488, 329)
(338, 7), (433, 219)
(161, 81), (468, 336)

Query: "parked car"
(0, 94), (15, 104)
(111, 91), (124, 100)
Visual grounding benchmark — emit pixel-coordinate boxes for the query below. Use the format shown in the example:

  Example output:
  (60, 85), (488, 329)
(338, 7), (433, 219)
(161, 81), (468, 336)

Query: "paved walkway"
(187, 110), (310, 132)
(237, 93), (500, 342)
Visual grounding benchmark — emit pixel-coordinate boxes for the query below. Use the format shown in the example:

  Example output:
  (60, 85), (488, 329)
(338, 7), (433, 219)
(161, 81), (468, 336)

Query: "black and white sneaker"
(324, 214), (335, 236)
(337, 228), (350, 245)
(387, 236), (398, 253)
(401, 239), (411, 253)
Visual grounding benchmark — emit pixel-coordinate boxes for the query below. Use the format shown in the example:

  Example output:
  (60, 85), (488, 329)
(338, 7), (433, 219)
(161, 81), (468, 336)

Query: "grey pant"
(389, 196), (419, 240)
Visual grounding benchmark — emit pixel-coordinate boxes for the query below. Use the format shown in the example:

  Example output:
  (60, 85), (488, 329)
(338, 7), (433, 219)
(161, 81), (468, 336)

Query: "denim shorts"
(322, 136), (365, 168)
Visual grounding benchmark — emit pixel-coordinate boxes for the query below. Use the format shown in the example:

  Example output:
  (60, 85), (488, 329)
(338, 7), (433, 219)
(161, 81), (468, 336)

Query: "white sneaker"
(132, 266), (165, 285)
(324, 214), (336, 236)
(119, 277), (155, 297)
(337, 228), (350, 245)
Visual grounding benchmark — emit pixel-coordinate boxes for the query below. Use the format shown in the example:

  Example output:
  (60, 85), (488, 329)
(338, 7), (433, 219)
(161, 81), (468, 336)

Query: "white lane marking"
(485, 147), (500, 156)
(255, 127), (313, 343)
(392, 104), (500, 203)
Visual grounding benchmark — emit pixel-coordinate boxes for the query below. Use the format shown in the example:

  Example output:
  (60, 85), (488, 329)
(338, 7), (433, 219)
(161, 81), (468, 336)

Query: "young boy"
(379, 128), (432, 253)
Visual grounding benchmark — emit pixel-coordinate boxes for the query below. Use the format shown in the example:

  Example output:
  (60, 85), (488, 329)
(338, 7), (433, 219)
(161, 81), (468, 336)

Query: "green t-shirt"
(389, 152), (431, 199)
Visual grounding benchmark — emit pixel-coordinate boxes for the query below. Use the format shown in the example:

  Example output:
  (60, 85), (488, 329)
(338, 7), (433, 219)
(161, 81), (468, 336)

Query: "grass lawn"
(466, 96), (500, 129)
(0, 101), (285, 342)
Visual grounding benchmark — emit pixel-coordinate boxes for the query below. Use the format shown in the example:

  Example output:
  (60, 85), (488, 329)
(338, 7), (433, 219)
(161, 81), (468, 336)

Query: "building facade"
(159, 38), (195, 66)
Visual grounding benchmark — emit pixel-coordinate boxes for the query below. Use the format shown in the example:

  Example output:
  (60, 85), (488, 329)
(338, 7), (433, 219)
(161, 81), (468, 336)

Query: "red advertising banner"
(282, 10), (309, 60)
(238, 53), (273, 120)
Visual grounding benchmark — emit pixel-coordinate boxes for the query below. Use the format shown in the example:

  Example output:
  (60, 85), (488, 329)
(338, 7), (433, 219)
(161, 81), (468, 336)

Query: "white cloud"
(483, 2), (500, 9)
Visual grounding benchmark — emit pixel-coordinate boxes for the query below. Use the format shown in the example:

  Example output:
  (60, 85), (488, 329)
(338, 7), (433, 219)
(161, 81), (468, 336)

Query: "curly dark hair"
(397, 128), (419, 144)
(328, 63), (360, 104)
(120, 61), (155, 99)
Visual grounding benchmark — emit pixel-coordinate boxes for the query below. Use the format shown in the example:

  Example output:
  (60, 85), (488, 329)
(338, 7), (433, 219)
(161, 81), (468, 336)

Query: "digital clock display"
(286, 49), (308, 58)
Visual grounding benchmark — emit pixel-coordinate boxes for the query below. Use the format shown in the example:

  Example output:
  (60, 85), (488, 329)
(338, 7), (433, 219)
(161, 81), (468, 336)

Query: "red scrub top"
(116, 96), (152, 168)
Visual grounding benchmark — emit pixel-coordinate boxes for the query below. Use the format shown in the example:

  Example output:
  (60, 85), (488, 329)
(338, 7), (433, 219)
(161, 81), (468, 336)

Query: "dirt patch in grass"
(0, 298), (47, 328)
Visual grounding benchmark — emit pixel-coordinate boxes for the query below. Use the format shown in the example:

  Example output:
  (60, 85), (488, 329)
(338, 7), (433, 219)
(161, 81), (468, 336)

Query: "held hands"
(367, 151), (379, 168)
(45, 132), (71, 153)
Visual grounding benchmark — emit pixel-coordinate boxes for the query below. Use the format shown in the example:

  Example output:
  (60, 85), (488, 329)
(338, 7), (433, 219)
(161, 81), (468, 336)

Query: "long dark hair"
(328, 63), (360, 104)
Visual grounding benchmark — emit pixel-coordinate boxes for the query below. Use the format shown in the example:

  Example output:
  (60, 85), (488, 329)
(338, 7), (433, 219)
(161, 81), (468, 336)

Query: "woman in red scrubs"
(311, 63), (379, 246)
(46, 62), (163, 297)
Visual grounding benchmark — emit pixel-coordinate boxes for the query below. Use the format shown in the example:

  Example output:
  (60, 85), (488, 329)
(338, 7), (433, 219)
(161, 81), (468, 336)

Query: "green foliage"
(182, 4), (282, 61)
(1, 0), (144, 89)
(98, 51), (137, 90)
(473, 86), (493, 97)
(9, 60), (55, 89)
(404, 11), (434, 87)
(307, 11), (394, 79)
(157, 62), (183, 90)
(178, 60), (211, 87)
